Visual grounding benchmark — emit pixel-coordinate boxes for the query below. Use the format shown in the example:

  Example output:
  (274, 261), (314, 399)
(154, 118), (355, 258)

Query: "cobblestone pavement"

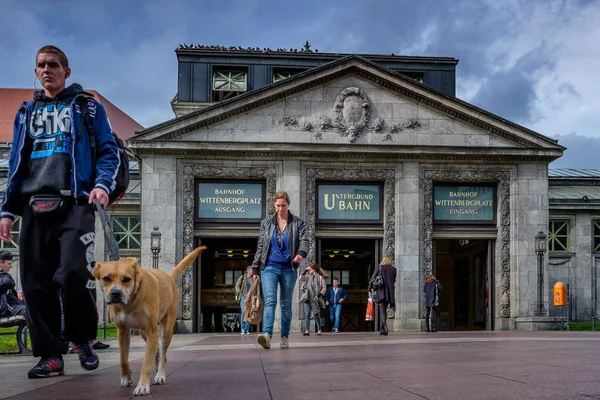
(2, 331), (600, 400)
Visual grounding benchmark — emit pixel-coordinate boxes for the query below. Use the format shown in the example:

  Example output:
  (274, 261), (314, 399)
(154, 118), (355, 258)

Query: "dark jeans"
(426, 307), (437, 330)
(6, 304), (26, 317)
(378, 301), (389, 331)
(20, 203), (99, 358)
(303, 302), (322, 333)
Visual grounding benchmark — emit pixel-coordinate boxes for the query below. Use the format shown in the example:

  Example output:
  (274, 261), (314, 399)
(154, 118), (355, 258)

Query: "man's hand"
(89, 188), (109, 208)
(326, 301), (329, 306)
(339, 298), (344, 303)
(253, 274), (261, 282)
(0, 218), (14, 243)
(293, 254), (304, 264)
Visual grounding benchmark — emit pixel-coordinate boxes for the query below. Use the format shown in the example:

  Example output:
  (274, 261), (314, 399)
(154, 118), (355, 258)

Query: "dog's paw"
(133, 384), (151, 396)
(153, 373), (167, 385)
(120, 376), (133, 387)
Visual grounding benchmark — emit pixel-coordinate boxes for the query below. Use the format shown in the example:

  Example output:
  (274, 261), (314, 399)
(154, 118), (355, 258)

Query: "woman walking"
(369, 256), (397, 335)
(300, 263), (327, 336)
(251, 190), (309, 350)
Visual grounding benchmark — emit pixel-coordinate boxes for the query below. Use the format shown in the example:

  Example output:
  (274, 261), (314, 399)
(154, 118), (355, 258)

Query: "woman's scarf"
(307, 274), (325, 318)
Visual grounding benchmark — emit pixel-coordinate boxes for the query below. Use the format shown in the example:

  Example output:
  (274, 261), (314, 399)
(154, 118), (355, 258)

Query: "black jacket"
(369, 264), (397, 308)
(424, 280), (443, 308)
(251, 212), (309, 274)
(0, 271), (24, 318)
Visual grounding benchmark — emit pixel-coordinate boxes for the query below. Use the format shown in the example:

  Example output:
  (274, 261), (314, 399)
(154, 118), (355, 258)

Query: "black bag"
(370, 266), (384, 290)
(78, 96), (134, 205)
(29, 194), (66, 215)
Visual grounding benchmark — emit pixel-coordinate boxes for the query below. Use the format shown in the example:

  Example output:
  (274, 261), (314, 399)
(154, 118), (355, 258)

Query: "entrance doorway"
(318, 238), (378, 332)
(434, 239), (494, 331)
(197, 237), (258, 333)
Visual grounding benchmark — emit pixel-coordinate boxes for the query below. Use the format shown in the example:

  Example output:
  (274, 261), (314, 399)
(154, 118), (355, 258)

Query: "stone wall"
(513, 163), (551, 330)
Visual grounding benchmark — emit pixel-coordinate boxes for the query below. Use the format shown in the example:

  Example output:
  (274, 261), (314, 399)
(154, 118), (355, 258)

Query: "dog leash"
(93, 199), (120, 261)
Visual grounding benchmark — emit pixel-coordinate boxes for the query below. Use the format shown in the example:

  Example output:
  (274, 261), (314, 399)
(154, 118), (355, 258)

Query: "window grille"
(549, 219), (570, 252)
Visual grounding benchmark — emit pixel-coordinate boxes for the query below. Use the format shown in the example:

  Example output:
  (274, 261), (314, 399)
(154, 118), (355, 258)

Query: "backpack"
(77, 97), (134, 205)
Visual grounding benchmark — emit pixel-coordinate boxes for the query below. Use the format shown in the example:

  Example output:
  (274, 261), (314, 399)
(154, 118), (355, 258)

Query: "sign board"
(433, 185), (495, 223)
(317, 184), (382, 222)
(197, 181), (264, 221)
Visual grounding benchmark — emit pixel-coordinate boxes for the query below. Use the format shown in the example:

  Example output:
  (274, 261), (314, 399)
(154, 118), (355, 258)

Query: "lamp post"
(151, 226), (161, 269)
(534, 231), (547, 316)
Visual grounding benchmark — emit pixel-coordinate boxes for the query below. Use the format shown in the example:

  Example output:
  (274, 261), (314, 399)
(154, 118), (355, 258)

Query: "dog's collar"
(129, 278), (142, 303)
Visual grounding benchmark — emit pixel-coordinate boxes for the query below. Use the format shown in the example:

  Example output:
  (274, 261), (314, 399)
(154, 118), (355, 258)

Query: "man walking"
(325, 278), (347, 332)
(0, 45), (120, 378)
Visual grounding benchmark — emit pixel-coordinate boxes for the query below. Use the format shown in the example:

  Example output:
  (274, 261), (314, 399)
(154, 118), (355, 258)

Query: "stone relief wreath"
(279, 86), (421, 142)
(333, 87), (371, 142)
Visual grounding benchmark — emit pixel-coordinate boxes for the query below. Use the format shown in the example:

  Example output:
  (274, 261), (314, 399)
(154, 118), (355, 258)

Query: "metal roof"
(549, 186), (600, 201)
(548, 169), (600, 178)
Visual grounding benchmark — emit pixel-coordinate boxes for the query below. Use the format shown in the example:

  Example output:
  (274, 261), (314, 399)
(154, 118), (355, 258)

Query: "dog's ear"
(91, 262), (102, 279)
(130, 258), (143, 293)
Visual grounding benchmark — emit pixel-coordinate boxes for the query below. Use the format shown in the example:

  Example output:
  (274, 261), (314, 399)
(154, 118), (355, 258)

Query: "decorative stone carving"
(305, 168), (395, 263)
(301, 120), (313, 131)
(422, 169), (511, 319)
(280, 117), (298, 128)
(333, 87), (371, 142)
(318, 115), (333, 131)
(181, 165), (277, 320)
(369, 116), (386, 133)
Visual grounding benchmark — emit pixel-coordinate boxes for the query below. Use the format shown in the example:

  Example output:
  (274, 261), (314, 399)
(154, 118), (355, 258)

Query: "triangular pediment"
(130, 56), (564, 159)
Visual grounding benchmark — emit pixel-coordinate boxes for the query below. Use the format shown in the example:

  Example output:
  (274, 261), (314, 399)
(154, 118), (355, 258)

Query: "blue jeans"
(240, 295), (250, 332)
(329, 303), (342, 330)
(303, 302), (322, 332)
(261, 266), (297, 338)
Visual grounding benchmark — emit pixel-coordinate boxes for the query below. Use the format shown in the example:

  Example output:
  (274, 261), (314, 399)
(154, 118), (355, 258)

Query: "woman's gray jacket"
(251, 212), (309, 274)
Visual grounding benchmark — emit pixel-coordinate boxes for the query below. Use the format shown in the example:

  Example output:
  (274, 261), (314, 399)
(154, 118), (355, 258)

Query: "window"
(594, 220), (600, 252)
(212, 68), (247, 101)
(0, 217), (20, 250)
(272, 68), (305, 83)
(396, 71), (424, 83)
(224, 270), (244, 285)
(325, 270), (350, 285)
(549, 219), (570, 252)
(111, 216), (141, 250)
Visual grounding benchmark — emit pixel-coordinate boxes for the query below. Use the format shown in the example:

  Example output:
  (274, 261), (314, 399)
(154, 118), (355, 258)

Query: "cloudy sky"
(1, 0), (598, 168)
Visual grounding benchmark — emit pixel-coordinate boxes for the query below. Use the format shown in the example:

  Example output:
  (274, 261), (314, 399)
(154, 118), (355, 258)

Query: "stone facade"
(129, 57), (564, 332)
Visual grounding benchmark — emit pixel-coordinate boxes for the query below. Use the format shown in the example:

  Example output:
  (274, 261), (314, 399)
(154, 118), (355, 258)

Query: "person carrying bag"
(244, 279), (264, 326)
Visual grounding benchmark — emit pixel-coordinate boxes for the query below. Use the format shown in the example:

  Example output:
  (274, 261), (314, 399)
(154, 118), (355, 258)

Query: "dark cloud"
(550, 134), (600, 169)
(0, 0), (598, 141)
(470, 43), (558, 123)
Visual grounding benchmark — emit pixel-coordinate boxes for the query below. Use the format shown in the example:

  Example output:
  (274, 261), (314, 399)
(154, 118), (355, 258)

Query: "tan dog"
(92, 246), (206, 396)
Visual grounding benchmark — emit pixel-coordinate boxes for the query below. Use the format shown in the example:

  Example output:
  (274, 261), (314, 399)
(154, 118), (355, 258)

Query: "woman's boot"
(380, 325), (388, 335)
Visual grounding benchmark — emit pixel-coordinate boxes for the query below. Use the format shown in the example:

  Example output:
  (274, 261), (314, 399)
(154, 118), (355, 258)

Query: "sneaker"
(333, 328), (339, 333)
(257, 333), (271, 349)
(241, 331), (246, 335)
(72, 342), (99, 371)
(280, 337), (289, 349)
(245, 331), (251, 335)
(92, 340), (110, 350)
(27, 356), (65, 379)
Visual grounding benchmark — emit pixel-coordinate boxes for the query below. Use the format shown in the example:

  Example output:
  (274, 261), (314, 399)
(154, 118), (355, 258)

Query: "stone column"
(574, 213), (592, 320)
(396, 162), (421, 330)
(513, 163), (551, 330)
(278, 160), (302, 334)
(140, 157), (183, 329)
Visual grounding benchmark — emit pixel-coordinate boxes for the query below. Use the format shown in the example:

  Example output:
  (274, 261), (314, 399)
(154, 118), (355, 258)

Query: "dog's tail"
(169, 246), (207, 280)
